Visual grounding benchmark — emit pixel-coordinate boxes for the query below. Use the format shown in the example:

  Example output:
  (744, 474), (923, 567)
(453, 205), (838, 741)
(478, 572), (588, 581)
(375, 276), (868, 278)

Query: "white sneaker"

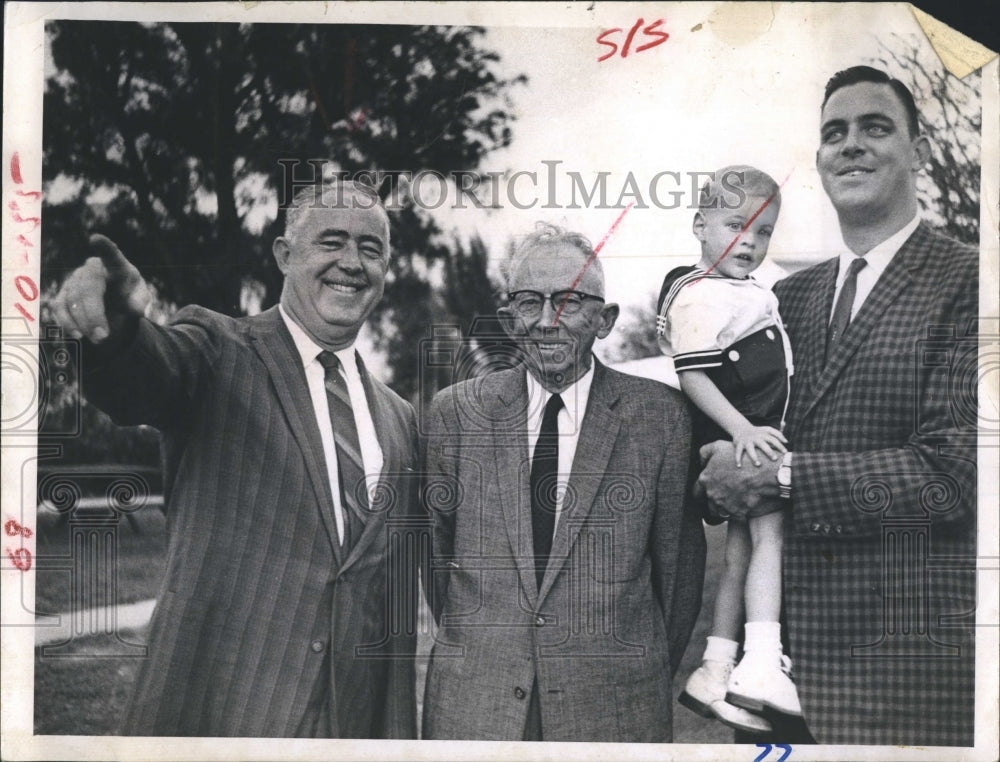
(727, 652), (802, 717)
(679, 660), (773, 734)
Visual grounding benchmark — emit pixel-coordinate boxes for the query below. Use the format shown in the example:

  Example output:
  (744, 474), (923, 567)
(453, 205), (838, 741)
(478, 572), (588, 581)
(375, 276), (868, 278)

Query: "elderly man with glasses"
(420, 223), (706, 742)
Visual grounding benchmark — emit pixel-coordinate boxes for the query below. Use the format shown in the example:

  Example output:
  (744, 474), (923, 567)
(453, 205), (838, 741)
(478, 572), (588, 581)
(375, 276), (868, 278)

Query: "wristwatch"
(777, 452), (793, 500)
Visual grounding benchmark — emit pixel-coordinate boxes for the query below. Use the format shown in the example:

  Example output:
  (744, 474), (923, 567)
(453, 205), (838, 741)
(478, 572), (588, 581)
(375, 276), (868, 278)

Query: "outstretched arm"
(50, 234), (152, 345)
(52, 234), (216, 432)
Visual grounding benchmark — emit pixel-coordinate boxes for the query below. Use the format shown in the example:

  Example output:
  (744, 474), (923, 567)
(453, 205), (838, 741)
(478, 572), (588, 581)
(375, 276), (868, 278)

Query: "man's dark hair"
(822, 65), (920, 138)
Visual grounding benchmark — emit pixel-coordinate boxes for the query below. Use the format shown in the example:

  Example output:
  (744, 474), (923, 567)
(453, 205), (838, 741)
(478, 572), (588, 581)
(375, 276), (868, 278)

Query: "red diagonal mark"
(10, 152), (23, 184)
(554, 202), (634, 324)
(693, 170), (793, 285)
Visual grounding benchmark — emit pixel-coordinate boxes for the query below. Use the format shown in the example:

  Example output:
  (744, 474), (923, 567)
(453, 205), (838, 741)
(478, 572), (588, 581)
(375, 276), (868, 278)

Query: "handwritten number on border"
(754, 744), (792, 762)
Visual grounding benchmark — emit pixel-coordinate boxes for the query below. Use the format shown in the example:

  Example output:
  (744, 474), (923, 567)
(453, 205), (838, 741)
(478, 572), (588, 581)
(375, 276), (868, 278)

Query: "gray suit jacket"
(421, 360), (705, 742)
(82, 305), (420, 737)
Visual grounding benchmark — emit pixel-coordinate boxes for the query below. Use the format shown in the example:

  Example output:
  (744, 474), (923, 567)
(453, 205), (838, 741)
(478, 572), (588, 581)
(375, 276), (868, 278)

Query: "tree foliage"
(600, 293), (662, 365)
(876, 35), (981, 245)
(42, 21), (525, 412)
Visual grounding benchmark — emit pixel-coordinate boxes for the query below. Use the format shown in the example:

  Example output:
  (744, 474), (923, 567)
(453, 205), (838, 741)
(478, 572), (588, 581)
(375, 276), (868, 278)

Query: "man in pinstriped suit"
(50, 181), (421, 737)
(697, 66), (977, 745)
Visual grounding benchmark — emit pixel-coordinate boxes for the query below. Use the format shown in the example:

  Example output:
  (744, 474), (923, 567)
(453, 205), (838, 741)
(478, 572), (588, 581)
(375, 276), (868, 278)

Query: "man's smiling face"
(498, 242), (618, 392)
(816, 81), (926, 229)
(274, 186), (390, 350)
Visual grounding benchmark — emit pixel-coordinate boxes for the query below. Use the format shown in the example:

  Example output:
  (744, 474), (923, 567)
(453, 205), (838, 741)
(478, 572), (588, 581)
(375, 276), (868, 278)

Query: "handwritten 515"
(596, 18), (669, 61)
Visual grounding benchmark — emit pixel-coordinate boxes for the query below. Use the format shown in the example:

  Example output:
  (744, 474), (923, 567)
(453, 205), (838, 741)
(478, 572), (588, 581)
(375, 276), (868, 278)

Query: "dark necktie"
(318, 351), (367, 550)
(827, 256), (867, 362)
(531, 393), (563, 590)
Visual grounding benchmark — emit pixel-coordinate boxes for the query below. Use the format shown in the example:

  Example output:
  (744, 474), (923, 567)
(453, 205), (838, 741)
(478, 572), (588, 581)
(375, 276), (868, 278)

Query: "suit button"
(514, 687), (526, 700)
(310, 640), (325, 653)
(834, 525), (843, 535)
(810, 523), (822, 533)
(535, 615), (545, 626)
(822, 525), (831, 535)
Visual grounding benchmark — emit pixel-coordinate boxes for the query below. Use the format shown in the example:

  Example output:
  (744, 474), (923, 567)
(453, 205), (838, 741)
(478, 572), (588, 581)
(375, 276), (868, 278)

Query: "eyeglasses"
(506, 290), (605, 317)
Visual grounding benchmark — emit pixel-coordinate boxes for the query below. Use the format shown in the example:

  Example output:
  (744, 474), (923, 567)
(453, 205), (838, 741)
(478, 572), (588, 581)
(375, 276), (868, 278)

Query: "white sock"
(743, 621), (782, 667)
(703, 636), (739, 663)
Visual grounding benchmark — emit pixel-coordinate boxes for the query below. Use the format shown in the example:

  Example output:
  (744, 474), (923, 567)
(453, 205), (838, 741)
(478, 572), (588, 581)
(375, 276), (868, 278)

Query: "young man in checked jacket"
(696, 66), (978, 747)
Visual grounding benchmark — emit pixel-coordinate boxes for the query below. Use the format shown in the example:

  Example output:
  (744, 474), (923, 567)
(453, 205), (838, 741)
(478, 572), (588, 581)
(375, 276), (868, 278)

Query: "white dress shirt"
(525, 362), (596, 532)
(280, 305), (384, 545)
(830, 215), (920, 321)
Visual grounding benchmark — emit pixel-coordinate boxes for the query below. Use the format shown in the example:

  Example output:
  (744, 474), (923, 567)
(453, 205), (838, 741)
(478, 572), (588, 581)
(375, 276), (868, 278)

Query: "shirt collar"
(525, 359), (596, 428)
(837, 215), (920, 280)
(279, 304), (358, 374)
(690, 264), (765, 286)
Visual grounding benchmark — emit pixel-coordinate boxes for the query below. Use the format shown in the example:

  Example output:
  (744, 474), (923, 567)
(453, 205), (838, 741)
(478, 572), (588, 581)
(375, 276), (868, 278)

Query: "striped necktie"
(317, 351), (367, 550)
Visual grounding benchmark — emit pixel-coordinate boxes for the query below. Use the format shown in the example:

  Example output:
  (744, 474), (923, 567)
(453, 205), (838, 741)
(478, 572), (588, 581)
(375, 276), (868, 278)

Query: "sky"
(426, 3), (949, 311)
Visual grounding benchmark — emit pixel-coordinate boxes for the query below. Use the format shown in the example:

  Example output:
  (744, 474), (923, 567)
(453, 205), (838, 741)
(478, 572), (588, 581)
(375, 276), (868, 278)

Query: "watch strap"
(778, 452), (793, 500)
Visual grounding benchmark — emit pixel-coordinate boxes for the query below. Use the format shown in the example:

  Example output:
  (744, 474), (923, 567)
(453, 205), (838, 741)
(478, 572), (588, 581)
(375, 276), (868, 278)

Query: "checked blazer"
(81, 305), (421, 738)
(774, 222), (978, 746)
(421, 360), (706, 742)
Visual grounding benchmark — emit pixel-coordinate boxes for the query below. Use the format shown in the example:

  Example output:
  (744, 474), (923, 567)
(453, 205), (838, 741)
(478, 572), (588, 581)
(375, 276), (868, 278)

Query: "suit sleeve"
(421, 391), (458, 624)
(650, 393), (706, 676)
(80, 306), (220, 432)
(781, 251), (978, 539)
(378, 400), (421, 740)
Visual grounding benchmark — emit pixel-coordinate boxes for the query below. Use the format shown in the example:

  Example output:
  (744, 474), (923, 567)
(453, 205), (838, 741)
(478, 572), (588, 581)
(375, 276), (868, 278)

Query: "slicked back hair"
(822, 65), (920, 138)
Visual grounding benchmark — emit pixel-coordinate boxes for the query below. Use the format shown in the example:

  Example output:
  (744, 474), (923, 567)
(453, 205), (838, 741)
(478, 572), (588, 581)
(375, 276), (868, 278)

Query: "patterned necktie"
(531, 393), (563, 590)
(318, 351), (367, 550)
(827, 256), (867, 362)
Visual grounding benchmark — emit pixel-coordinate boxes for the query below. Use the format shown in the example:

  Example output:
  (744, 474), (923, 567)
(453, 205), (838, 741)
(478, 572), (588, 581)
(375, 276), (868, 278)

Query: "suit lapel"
(801, 231), (920, 423)
(489, 370), (539, 607)
(800, 259), (838, 395)
(249, 308), (343, 565)
(539, 361), (620, 603)
(340, 354), (397, 574)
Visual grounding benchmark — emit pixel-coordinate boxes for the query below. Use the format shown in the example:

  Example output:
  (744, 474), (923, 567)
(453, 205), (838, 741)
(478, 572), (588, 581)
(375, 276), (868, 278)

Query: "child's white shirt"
(656, 267), (794, 377)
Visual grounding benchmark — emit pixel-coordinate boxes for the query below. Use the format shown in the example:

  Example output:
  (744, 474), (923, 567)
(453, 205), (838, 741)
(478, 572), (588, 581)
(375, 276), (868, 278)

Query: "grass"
(34, 516), (733, 743)
(33, 504), (167, 616)
(34, 637), (147, 735)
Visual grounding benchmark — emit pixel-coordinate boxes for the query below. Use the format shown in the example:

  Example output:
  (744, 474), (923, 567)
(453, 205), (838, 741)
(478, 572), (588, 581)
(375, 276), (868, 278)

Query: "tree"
(372, 227), (510, 403)
(876, 34), (981, 245)
(40, 21), (526, 450)
(601, 293), (662, 365)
